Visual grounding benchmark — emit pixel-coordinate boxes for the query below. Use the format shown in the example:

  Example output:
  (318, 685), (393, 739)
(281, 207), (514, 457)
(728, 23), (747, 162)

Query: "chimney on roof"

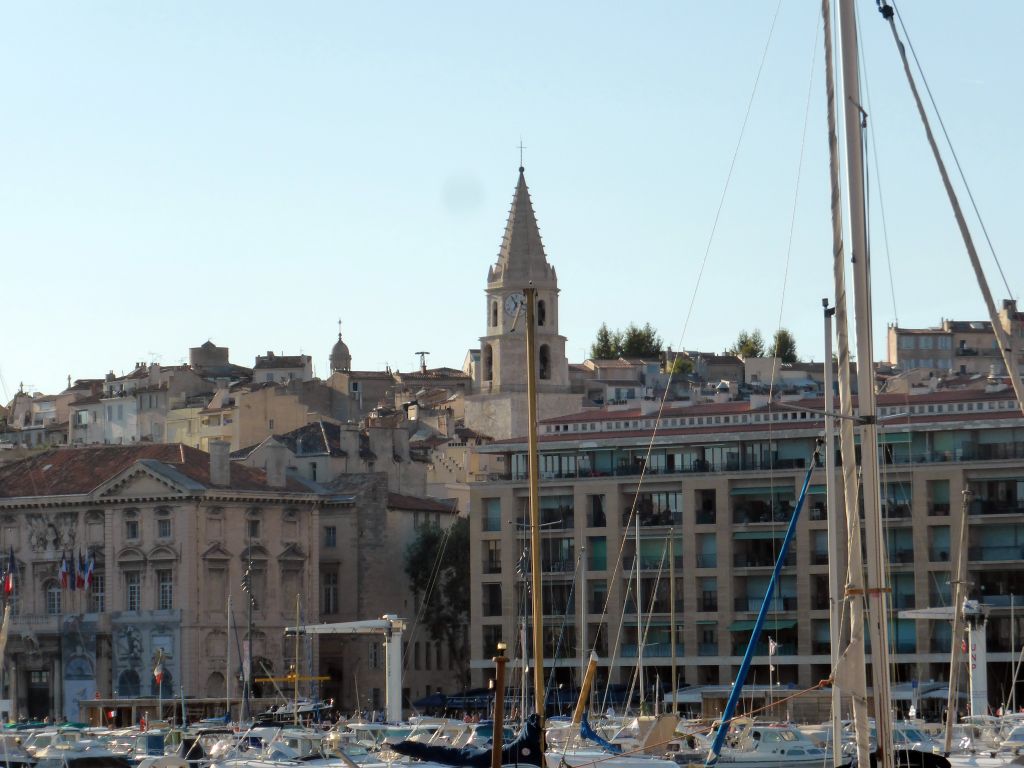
(265, 441), (287, 488)
(209, 440), (231, 487)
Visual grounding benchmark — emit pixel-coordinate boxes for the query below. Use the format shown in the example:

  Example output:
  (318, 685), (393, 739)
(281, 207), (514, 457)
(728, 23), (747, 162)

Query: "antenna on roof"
(415, 352), (430, 374)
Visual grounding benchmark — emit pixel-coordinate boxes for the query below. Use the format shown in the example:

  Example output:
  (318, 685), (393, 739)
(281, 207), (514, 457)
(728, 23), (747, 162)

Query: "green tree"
(769, 328), (799, 363)
(728, 329), (765, 358)
(404, 517), (470, 685)
(620, 323), (663, 357)
(669, 354), (694, 376)
(590, 323), (619, 359)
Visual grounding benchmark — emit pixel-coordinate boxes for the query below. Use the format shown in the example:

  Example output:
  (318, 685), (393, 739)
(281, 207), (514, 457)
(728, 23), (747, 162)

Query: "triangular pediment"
(239, 544), (269, 561)
(95, 461), (199, 499)
(278, 543), (306, 562)
(202, 543), (232, 561)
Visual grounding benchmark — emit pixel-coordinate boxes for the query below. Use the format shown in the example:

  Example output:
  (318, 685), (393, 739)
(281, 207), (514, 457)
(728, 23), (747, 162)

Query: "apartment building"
(468, 386), (1024, 715)
(888, 299), (1024, 376)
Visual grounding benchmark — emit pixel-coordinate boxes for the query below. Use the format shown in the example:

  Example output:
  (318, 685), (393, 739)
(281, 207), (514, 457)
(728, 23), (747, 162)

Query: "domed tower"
(330, 322), (352, 373)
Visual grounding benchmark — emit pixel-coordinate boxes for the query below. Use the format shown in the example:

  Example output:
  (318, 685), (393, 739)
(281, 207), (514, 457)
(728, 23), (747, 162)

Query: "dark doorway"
(27, 669), (50, 720)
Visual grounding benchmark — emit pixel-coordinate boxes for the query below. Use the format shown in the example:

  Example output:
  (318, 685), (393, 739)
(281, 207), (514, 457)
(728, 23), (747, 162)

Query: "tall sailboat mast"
(837, 2), (894, 766)
(524, 284), (546, 730)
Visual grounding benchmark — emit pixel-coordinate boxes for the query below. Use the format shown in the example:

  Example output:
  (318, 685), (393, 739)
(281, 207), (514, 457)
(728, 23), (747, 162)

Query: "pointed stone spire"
(488, 167), (557, 287)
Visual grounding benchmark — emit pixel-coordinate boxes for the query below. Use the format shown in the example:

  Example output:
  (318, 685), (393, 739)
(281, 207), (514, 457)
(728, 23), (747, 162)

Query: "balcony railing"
(483, 558), (501, 574)
(882, 504), (912, 519)
(622, 510), (683, 528)
(969, 500), (1024, 517)
(733, 641), (795, 656)
(698, 642), (719, 657)
(696, 510), (717, 525)
(889, 549), (914, 564)
(621, 643), (684, 658)
(734, 596), (797, 612)
(733, 552), (796, 568)
(488, 440), (1024, 483)
(732, 507), (795, 525)
(701, 598), (718, 611)
(696, 554), (717, 568)
(542, 560), (576, 574)
(969, 545), (1024, 562)
(930, 503), (951, 517)
(929, 548), (950, 562)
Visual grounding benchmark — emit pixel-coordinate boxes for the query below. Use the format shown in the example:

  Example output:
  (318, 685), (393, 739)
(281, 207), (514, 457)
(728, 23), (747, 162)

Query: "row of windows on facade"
(479, 519), (966, 576)
(478, 482), (980, 539)
(125, 518), (173, 539)
(544, 399), (1020, 435)
(36, 571), (173, 615)
(896, 335), (1011, 351)
(476, 564), (962, 618)
(126, 514), (285, 543)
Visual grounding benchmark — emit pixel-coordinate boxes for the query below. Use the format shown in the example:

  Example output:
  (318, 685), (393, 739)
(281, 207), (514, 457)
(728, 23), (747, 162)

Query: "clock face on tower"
(503, 292), (525, 316)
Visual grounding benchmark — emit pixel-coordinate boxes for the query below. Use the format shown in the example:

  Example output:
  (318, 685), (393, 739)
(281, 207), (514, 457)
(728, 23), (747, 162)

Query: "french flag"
(3, 547), (14, 596)
(58, 552), (69, 589)
(75, 550), (86, 590)
(84, 552), (95, 590)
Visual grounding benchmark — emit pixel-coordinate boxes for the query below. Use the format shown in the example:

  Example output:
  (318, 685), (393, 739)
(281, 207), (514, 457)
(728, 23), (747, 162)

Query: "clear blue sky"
(2, 1), (1021, 397)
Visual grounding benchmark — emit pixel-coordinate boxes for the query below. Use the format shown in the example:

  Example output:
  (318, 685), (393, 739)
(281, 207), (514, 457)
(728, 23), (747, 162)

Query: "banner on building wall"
(61, 616), (97, 722)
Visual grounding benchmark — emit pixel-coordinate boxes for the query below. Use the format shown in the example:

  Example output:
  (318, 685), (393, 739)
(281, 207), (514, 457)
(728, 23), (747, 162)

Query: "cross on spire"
(517, 139), (527, 171)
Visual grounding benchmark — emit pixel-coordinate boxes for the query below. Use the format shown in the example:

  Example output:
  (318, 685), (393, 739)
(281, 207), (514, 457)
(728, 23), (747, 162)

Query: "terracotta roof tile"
(0, 444), (306, 498)
(253, 355), (310, 370)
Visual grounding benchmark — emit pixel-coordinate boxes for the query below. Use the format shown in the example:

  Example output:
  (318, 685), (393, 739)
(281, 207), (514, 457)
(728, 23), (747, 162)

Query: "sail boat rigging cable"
(590, 1), (786, 715)
(875, 0), (1024, 414)
(885, 1), (1015, 303)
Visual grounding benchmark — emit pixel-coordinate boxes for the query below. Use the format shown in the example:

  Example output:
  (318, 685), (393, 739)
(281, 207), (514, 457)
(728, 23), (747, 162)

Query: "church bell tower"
(477, 166), (569, 394)
(465, 166), (580, 440)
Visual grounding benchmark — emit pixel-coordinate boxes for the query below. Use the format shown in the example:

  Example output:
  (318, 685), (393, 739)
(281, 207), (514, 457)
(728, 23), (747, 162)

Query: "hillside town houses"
(2, 166), (1024, 721)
